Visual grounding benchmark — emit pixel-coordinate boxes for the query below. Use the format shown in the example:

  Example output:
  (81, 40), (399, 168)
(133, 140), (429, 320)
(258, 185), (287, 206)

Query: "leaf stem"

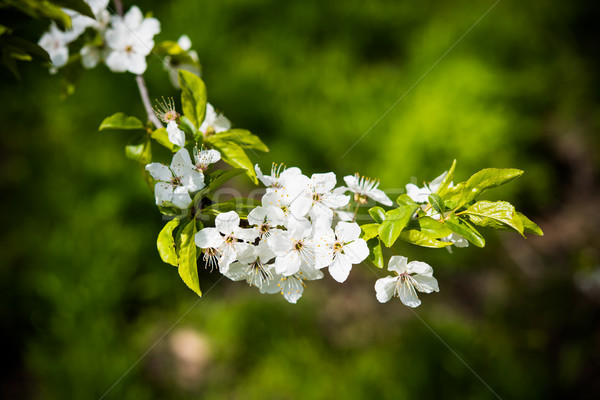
(351, 202), (361, 222)
(135, 75), (164, 130)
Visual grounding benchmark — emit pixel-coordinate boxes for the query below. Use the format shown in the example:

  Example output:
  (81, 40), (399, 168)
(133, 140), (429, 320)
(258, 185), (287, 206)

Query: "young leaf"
(99, 113), (144, 131)
(516, 212), (543, 236)
(444, 213), (485, 248)
(178, 70), (207, 129)
(208, 129), (269, 152)
(157, 218), (180, 266)
(360, 223), (380, 241)
(428, 193), (445, 215)
(201, 198), (262, 218)
(378, 204), (419, 247)
(367, 238), (384, 268)
(436, 159), (457, 196)
(406, 217), (452, 238)
(460, 168), (524, 205)
(177, 219), (201, 296)
(368, 206), (386, 224)
(399, 230), (452, 248)
(193, 169), (246, 205)
(150, 128), (178, 152)
(396, 194), (418, 207)
(464, 200), (524, 235)
(209, 139), (257, 184)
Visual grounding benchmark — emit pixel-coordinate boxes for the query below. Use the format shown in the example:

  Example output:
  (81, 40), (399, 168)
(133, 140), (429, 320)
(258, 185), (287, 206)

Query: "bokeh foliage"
(1, 0), (599, 399)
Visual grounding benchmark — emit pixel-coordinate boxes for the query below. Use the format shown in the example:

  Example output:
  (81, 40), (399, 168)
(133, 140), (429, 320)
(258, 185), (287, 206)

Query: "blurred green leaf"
(53, 0), (94, 18)
(178, 69), (206, 129)
(99, 113), (144, 131)
(378, 204), (419, 247)
(464, 200), (524, 235)
(125, 136), (151, 164)
(444, 213), (485, 248)
(176, 219), (201, 296)
(6, 0), (72, 30)
(157, 218), (180, 267)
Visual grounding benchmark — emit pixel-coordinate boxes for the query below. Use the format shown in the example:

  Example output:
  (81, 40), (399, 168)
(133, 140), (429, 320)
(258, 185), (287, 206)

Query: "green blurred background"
(2, 0), (600, 398)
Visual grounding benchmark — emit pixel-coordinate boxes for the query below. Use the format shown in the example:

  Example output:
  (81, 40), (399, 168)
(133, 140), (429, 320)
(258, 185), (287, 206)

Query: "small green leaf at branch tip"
(436, 159), (457, 196)
(360, 223), (380, 241)
(178, 70), (207, 129)
(157, 218), (180, 266)
(396, 194), (418, 207)
(445, 213), (485, 248)
(464, 200), (524, 235)
(517, 212), (543, 236)
(428, 193), (445, 214)
(209, 139), (258, 184)
(177, 220), (202, 296)
(378, 204), (419, 247)
(367, 238), (384, 268)
(208, 129), (269, 152)
(201, 198), (262, 218)
(368, 206), (386, 224)
(99, 113), (144, 131)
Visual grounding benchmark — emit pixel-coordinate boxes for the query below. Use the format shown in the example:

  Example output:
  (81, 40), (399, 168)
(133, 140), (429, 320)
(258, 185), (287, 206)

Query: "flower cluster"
(38, 1), (160, 74)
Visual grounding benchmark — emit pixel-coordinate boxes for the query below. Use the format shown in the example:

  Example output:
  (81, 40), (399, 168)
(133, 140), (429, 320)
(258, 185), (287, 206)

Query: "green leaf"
(360, 223), (380, 241)
(176, 219), (201, 296)
(192, 168), (246, 206)
(436, 159), (457, 196)
(367, 238), (384, 268)
(209, 139), (257, 184)
(125, 136), (151, 164)
(368, 206), (386, 224)
(399, 230), (452, 248)
(207, 129), (269, 152)
(461, 168), (524, 205)
(99, 113), (144, 131)
(407, 217), (452, 238)
(428, 193), (445, 215)
(201, 198), (262, 218)
(150, 128), (178, 152)
(464, 200), (524, 235)
(157, 218), (180, 266)
(444, 213), (485, 248)
(178, 70), (207, 130)
(54, 0), (94, 18)
(178, 116), (196, 137)
(516, 212), (543, 236)
(396, 194), (418, 207)
(378, 204), (419, 247)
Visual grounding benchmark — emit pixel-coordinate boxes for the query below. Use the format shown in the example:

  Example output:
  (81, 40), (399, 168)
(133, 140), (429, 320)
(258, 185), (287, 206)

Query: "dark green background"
(1, 0), (599, 398)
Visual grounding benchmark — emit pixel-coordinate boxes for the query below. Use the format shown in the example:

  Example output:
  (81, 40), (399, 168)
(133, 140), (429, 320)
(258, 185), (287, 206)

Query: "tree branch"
(112, 0), (123, 16)
(136, 75), (164, 130)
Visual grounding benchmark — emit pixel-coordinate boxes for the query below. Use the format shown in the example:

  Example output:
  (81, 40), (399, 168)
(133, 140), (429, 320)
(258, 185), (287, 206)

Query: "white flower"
(255, 163), (303, 191)
(199, 103), (231, 135)
(307, 172), (350, 223)
(261, 191), (311, 231)
(262, 263), (324, 304)
(193, 146), (221, 172)
(223, 241), (275, 289)
(166, 121), (185, 147)
(337, 173), (392, 206)
(105, 6), (160, 74)
(405, 171), (448, 204)
(195, 211), (257, 272)
(177, 35), (192, 51)
(145, 149), (204, 209)
(80, 44), (105, 69)
(441, 232), (469, 253)
(374, 256), (439, 307)
(267, 222), (315, 276)
(38, 25), (69, 67)
(247, 205), (284, 238)
(315, 222), (369, 283)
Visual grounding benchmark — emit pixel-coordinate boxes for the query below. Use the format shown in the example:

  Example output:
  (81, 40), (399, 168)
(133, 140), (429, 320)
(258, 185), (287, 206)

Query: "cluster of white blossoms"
(38, 1), (160, 74)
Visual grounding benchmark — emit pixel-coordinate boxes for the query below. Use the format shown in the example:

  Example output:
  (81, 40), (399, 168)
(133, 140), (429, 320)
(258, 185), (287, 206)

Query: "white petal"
(405, 183), (430, 204)
(123, 6), (143, 28)
(311, 172), (337, 193)
(182, 169), (205, 192)
(328, 254), (352, 283)
(127, 53), (147, 74)
(335, 221), (361, 242)
(167, 121), (185, 147)
(412, 275), (439, 293)
(105, 50), (128, 72)
(343, 174), (359, 191)
(234, 227), (259, 242)
(399, 279), (421, 307)
(375, 276), (398, 303)
(222, 261), (248, 282)
(274, 251), (301, 276)
(266, 231), (292, 256)
(247, 206), (267, 226)
(406, 261), (433, 277)
(280, 276), (304, 304)
(215, 211), (240, 235)
(388, 255), (408, 274)
(178, 35), (192, 50)
(171, 148), (193, 176)
(154, 182), (171, 206)
(146, 163), (171, 181)
(368, 188), (392, 206)
(195, 228), (222, 249)
(342, 239), (369, 264)
(429, 171), (448, 193)
(170, 186), (192, 209)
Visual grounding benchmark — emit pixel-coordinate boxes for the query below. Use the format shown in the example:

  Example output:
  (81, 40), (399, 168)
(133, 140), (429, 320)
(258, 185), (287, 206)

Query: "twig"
(112, 0), (123, 16)
(136, 75), (164, 130)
